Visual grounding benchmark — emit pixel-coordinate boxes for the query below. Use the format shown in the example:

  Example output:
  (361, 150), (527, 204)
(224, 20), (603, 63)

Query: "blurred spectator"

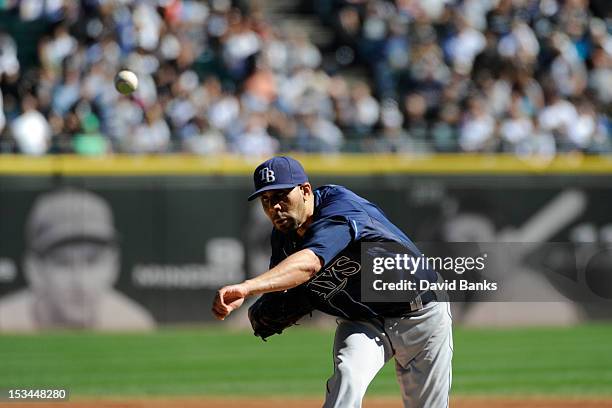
(538, 91), (578, 143)
(431, 103), (460, 152)
(588, 46), (611, 105)
(222, 10), (260, 81)
(377, 98), (413, 152)
(39, 25), (77, 73)
(295, 108), (344, 152)
(446, 14), (486, 74)
(497, 21), (540, 66)
(404, 93), (429, 144)
(0, 31), (20, 78)
(549, 31), (588, 97)
(500, 98), (534, 152)
(288, 31), (322, 70)
(566, 99), (598, 150)
(72, 110), (109, 156)
(51, 66), (81, 116)
(460, 96), (496, 152)
(10, 94), (52, 155)
(351, 81), (380, 136)
(181, 115), (226, 155)
(515, 121), (557, 158)
(233, 114), (279, 156)
(128, 102), (171, 153)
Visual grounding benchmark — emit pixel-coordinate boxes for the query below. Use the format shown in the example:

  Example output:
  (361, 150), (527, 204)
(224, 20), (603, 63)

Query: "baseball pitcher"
(212, 156), (453, 408)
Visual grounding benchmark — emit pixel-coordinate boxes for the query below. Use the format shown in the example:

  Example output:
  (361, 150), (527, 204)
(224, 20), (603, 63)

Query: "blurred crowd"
(316, 0), (611, 154)
(0, 0), (610, 155)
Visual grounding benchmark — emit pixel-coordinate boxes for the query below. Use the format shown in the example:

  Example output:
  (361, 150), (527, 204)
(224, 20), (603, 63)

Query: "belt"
(378, 289), (437, 318)
(407, 289), (437, 313)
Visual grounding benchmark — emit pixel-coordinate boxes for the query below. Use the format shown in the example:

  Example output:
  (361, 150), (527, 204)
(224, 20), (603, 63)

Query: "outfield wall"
(0, 155), (610, 330)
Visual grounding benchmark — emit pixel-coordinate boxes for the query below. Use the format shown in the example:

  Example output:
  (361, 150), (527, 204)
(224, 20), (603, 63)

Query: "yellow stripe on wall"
(0, 154), (611, 175)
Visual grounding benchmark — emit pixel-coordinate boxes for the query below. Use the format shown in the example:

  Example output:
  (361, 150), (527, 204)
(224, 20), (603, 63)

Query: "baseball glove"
(248, 286), (314, 341)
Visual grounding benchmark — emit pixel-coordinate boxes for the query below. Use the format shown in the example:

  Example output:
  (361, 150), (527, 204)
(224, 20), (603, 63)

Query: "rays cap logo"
(248, 156), (309, 201)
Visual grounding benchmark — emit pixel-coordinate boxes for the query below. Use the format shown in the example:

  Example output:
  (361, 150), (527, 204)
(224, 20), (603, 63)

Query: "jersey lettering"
(308, 256), (361, 300)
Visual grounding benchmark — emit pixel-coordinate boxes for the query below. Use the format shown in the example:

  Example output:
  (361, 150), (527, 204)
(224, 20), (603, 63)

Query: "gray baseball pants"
(323, 301), (453, 408)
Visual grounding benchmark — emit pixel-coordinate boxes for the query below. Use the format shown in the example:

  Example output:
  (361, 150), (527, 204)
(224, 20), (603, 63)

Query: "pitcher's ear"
(300, 183), (313, 197)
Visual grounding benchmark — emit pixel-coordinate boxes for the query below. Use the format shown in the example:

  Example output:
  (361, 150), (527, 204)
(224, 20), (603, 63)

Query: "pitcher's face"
(260, 186), (308, 233)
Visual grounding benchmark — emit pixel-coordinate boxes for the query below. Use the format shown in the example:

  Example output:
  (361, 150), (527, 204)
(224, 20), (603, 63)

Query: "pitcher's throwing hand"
(212, 283), (248, 320)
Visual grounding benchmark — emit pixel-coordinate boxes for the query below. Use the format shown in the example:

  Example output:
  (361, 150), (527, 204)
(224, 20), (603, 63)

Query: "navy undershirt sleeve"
(269, 229), (284, 269)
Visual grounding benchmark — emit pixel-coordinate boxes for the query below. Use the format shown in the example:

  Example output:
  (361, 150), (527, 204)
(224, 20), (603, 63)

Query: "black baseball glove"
(248, 286), (314, 341)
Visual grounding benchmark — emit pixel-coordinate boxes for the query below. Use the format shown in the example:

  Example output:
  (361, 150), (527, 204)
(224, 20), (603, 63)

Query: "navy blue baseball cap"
(247, 156), (309, 201)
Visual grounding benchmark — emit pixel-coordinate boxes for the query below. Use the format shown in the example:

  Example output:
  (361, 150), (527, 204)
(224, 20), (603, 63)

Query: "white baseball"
(114, 70), (138, 95)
